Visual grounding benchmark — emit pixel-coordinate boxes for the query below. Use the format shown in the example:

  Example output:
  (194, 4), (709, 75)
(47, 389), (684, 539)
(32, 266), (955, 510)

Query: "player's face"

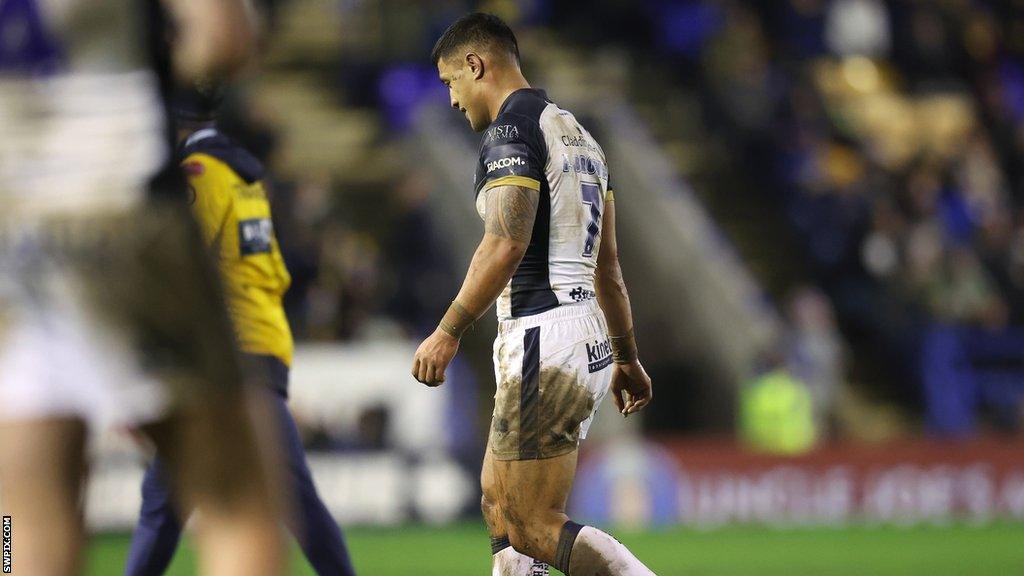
(438, 57), (488, 132)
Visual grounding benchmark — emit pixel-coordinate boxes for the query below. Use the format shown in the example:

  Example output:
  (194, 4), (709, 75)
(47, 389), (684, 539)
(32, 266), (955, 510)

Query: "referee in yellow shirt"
(124, 87), (356, 576)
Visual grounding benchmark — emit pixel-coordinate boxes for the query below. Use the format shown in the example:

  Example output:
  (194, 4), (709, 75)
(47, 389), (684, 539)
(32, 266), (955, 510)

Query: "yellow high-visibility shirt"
(181, 132), (292, 366)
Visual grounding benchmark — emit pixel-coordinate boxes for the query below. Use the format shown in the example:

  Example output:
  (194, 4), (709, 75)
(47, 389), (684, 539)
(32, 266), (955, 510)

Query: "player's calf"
(485, 492), (549, 575)
(498, 488), (654, 575)
(555, 521), (655, 576)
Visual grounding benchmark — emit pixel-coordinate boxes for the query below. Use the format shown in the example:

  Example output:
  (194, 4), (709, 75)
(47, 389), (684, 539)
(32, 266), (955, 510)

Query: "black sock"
(491, 535), (512, 555)
(554, 521), (584, 574)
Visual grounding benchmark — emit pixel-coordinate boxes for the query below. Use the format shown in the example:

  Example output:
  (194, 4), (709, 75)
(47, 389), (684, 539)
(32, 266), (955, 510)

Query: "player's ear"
(466, 52), (484, 80)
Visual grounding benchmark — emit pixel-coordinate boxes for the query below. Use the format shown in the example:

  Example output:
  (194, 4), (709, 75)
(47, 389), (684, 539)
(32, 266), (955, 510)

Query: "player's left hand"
(611, 360), (653, 416)
(412, 328), (460, 386)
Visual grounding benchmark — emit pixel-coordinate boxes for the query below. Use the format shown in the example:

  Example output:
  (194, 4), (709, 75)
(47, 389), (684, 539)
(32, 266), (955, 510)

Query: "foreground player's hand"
(412, 329), (460, 386)
(611, 361), (652, 416)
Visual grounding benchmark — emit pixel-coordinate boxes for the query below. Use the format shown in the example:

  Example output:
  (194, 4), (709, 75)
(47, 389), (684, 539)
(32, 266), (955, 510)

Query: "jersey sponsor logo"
(586, 338), (613, 373)
(562, 153), (609, 179)
(569, 286), (596, 302)
(487, 156), (526, 173)
(561, 133), (596, 150)
(486, 124), (520, 141)
(238, 218), (274, 255)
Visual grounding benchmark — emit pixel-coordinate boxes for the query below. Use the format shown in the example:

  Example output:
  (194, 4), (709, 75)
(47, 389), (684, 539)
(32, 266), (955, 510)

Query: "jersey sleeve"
(476, 113), (547, 194)
(182, 154), (233, 247)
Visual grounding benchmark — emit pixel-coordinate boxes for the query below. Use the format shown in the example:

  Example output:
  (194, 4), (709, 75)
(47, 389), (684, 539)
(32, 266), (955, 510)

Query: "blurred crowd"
(609, 0), (1024, 434)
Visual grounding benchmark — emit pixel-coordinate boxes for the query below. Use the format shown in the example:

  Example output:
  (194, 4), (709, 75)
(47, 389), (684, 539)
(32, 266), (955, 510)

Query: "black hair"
(430, 12), (520, 66)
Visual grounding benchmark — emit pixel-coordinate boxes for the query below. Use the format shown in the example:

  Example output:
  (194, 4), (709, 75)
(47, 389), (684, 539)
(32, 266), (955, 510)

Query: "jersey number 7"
(580, 182), (602, 258)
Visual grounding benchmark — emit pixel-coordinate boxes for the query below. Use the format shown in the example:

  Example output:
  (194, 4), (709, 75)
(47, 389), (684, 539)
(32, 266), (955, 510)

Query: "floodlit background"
(80, 0), (1024, 574)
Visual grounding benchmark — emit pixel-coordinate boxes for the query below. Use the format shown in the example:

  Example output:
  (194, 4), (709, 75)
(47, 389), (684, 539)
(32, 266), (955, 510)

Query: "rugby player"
(0, 1), (285, 575)
(412, 13), (656, 576)
(124, 87), (357, 576)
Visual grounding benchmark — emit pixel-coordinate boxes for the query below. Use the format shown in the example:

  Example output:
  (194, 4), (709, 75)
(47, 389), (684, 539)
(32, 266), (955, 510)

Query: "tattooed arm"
(412, 185), (538, 385)
(454, 184), (538, 313)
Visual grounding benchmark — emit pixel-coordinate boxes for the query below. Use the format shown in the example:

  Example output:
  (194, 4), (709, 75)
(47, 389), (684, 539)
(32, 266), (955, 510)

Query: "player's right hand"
(611, 361), (652, 416)
(411, 328), (460, 387)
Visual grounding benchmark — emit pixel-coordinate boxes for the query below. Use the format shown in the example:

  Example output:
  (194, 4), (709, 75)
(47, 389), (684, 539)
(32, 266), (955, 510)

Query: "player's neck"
(487, 72), (531, 124)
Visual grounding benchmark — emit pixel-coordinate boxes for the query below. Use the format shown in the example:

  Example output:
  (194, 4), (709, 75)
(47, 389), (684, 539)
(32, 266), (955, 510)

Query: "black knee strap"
(491, 535), (512, 555)
(554, 521), (584, 574)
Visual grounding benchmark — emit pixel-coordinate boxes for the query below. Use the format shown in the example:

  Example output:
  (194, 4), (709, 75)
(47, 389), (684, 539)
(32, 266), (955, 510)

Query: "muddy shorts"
(0, 201), (244, 429)
(489, 300), (614, 460)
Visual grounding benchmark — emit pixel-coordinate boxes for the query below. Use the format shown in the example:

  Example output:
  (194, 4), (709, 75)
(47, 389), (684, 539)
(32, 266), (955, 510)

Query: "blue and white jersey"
(474, 88), (613, 321)
(0, 0), (168, 217)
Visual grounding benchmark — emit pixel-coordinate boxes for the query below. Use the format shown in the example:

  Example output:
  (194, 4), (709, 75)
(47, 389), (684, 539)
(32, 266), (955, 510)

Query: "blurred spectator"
(740, 365), (818, 454)
(785, 286), (844, 432)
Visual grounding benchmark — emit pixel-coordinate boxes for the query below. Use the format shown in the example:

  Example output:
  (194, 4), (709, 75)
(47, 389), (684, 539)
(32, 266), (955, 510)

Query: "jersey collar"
(496, 88), (550, 116)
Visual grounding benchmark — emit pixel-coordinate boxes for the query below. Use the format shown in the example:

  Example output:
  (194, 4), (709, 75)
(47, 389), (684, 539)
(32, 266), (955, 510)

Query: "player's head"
(432, 12), (521, 132)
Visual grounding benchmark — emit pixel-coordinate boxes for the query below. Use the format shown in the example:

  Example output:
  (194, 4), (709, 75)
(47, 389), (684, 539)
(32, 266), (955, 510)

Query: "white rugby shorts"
(489, 300), (614, 460)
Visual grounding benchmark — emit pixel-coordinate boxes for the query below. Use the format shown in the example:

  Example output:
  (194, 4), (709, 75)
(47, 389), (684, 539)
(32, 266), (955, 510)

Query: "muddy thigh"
(490, 363), (594, 461)
(490, 333), (522, 460)
(534, 366), (594, 457)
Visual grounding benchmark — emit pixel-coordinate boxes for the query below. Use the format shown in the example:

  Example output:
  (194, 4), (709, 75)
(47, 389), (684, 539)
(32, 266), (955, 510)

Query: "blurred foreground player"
(413, 13), (655, 576)
(124, 89), (356, 576)
(0, 1), (286, 575)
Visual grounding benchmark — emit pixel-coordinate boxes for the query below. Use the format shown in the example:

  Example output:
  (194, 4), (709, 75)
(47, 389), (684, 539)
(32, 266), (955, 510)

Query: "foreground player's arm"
(411, 185), (538, 385)
(162, 0), (257, 80)
(594, 198), (652, 415)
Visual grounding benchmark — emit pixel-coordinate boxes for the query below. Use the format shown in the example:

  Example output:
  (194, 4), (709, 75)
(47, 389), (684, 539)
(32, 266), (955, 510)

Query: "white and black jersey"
(474, 88), (613, 321)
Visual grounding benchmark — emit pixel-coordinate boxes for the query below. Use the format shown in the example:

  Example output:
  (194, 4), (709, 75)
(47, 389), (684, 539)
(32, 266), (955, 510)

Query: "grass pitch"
(86, 522), (1024, 575)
